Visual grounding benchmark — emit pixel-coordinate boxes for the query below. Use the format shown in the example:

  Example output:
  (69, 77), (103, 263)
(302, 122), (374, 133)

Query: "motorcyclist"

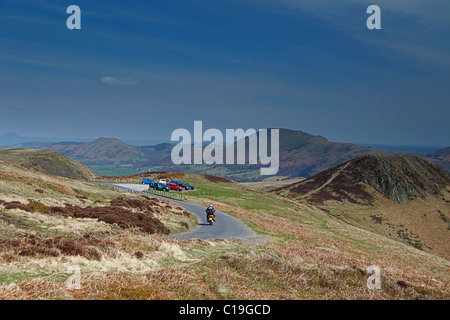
(205, 204), (216, 222)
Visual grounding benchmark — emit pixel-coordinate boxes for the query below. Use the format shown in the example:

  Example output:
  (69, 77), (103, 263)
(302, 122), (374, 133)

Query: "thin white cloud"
(238, 0), (450, 70)
(253, 0), (450, 27)
(100, 76), (140, 86)
(360, 37), (450, 70)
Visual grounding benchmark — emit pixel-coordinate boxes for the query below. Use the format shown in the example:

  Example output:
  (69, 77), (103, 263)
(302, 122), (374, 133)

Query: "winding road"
(101, 183), (262, 243)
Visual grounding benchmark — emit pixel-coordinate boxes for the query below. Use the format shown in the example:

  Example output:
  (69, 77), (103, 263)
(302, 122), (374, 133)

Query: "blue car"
(141, 178), (156, 186)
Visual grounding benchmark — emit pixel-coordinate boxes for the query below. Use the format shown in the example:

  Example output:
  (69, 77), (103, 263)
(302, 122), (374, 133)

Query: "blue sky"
(0, 0), (449, 146)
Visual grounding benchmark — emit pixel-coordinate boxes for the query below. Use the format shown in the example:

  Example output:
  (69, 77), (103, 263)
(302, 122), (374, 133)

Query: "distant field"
(240, 177), (305, 192)
(89, 165), (145, 177)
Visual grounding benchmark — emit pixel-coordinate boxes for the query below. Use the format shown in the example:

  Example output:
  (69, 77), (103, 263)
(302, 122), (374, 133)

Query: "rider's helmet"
(209, 204), (213, 208)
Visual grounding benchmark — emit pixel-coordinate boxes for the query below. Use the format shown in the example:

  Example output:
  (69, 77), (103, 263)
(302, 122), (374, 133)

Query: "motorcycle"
(207, 214), (215, 225)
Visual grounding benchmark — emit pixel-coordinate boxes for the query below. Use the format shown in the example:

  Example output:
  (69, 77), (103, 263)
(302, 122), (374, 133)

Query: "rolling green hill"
(0, 148), (99, 180)
(47, 137), (146, 164)
(272, 129), (402, 178)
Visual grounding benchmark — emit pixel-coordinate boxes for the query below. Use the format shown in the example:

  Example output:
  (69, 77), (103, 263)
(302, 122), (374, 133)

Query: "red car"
(167, 183), (183, 191)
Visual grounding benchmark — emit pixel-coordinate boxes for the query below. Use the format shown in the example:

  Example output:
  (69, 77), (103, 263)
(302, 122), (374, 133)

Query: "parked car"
(167, 183), (183, 191)
(169, 180), (195, 190)
(169, 180), (187, 190)
(151, 182), (170, 191)
(183, 182), (195, 190)
(142, 178), (156, 185)
(158, 179), (169, 185)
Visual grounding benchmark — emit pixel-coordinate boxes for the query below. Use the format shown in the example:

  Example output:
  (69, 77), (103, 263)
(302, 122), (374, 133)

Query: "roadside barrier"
(102, 184), (187, 200)
(147, 188), (187, 200)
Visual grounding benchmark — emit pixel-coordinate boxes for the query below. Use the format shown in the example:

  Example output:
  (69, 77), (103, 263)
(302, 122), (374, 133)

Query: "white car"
(158, 179), (169, 185)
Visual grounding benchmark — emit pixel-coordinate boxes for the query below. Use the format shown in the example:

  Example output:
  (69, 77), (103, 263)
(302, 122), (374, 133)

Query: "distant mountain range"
(1, 130), (448, 180)
(0, 132), (163, 148)
(356, 143), (444, 155)
(0, 132), (87, 146)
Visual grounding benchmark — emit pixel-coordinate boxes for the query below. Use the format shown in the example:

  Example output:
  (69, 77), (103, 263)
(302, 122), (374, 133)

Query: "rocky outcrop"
(347, 154), (449, 203)
(274, 154), (450, 204)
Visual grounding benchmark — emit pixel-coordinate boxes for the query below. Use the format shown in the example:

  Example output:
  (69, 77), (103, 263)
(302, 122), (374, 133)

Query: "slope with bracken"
(273, 154), (450, 260)
(0, 160), (195, 236)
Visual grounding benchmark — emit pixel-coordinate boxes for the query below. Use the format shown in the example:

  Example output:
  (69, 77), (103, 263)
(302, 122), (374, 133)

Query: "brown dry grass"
(0, 269), (215, 300)
(313, 190), (450, 260)
(0, 234), (113, 261)
(193, 198), (449, 299)
(1, 236), (447, 300)
(0, 161), (118, 207)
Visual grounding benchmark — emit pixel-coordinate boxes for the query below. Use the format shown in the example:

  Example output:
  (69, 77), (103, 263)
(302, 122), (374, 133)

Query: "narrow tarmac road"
(101, 183), (262, 243)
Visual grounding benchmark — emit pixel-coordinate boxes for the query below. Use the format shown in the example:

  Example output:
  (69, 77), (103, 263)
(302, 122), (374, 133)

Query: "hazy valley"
(2, 130), (448, 180)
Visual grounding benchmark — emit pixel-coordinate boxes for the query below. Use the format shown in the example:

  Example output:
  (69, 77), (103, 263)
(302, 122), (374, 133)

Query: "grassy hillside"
(272, 154), (450, 260)
(240, 177), (305, 192)
(0, 148), (99, 180)
(1, 164), (448, 299)
(48, 137), (146, 163)
(0, 161), (197, 288)
(96, 172), (450, 299)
